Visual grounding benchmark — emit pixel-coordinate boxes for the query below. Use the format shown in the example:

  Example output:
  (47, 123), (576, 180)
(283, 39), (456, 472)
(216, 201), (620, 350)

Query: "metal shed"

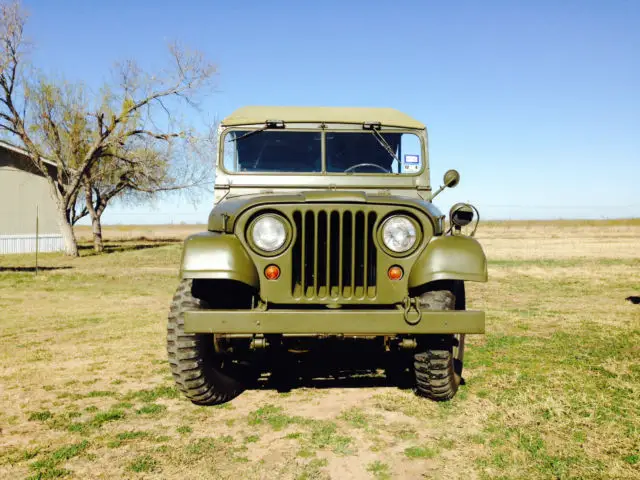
(0, 140), (64, 254)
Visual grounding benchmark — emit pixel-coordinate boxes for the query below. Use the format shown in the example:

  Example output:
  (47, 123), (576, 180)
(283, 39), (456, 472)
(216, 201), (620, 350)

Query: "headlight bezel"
(377, 213), (421, 257)
(449, 202), (474, 228)
(246, 213), (291, 256)
(448, 202), (480, 237)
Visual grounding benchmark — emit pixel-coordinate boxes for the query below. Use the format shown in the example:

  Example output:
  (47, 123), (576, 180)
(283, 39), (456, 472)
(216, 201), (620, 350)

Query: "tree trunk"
(55, 202), (79, 257)
(84, 186), (104, 253)
(47, 181), (79, 257)
(91, 212), (104, 253)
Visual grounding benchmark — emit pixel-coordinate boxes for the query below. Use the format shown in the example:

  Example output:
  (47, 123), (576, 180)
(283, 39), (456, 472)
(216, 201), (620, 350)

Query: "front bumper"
(183, 309), (485, 335)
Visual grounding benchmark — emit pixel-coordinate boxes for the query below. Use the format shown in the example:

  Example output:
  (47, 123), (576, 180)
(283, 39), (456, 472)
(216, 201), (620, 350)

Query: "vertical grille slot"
(291, 211), (303, 297)
(354, 212), (365, 296)
(316, 211), (328, 296)
(303, 211), (315, 296)
(291, 208), (377, 300)
(329, 212), (340, 297)
(342, 212), (353, 295)
(367, 211), (377, 297)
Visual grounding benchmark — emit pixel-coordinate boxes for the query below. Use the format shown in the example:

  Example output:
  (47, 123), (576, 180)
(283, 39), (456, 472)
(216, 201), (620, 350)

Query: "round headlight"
(382, 216), (417, 253)
(251, 215), (287, 252)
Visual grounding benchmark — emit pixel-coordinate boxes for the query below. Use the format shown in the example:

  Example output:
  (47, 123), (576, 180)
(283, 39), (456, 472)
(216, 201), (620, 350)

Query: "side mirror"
(429, 169), (461, 201)
(443, 169), (460, 188)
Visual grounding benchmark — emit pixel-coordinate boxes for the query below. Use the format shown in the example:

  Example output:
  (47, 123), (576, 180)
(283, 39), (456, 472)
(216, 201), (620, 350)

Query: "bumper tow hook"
(403, 297), (422, 326)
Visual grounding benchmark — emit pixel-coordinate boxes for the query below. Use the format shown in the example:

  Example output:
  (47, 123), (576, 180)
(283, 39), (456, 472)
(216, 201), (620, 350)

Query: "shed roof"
(0, 139), (57, 168)
(221, 106), (425, 129)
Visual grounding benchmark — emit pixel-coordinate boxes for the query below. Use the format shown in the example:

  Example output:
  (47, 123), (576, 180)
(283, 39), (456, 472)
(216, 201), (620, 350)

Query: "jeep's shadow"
(238, 349), (468, 393)
(626, 296), (640, 305)
(241, 350), (467, 393)
(259, 366), (401, 392)
(251, 366), (465, 393)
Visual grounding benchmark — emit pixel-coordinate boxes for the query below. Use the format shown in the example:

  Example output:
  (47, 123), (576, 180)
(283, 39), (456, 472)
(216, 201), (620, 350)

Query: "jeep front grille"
(291, 210), (377, 299)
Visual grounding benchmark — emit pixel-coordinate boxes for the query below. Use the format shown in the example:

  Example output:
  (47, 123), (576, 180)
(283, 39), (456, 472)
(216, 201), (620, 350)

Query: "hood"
(208, 191), (444, 233)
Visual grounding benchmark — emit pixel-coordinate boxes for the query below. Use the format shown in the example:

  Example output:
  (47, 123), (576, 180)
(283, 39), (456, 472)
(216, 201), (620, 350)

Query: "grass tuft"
(247, 404), (299, 431)
(136, 403), (166, 415)
(85, 390), (116, 398)
(28, 410), (53, 422)
(116, 431), (150, 441)
(185, 437), (217, 455)
(367, 460), (391, 479)
(29, 440), (89, 478)
(404, 445), (438, 459)
(309, 421), (354, 455)
(124, 385), (179, 403)
(127, 454), (158, 473)
(338, 407), (370, 429)
(90, 409), (125, 427)
(297, 458), (328, 479)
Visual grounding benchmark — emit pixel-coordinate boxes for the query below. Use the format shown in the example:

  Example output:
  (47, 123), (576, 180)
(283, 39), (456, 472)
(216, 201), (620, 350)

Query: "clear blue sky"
(23, 0), (640, 223)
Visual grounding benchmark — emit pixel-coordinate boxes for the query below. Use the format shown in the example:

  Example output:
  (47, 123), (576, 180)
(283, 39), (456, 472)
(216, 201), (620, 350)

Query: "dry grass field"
(1, 220), (639, 479)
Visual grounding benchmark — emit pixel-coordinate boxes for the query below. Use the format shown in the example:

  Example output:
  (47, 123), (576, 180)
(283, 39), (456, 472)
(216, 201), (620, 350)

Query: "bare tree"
(82, 132), (215, 252)
(0, 0), (217, 256)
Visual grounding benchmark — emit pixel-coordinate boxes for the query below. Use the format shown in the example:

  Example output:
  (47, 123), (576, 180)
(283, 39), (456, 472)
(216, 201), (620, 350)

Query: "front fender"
(180, 232), (259, 287)
(408, 235), (488, 287)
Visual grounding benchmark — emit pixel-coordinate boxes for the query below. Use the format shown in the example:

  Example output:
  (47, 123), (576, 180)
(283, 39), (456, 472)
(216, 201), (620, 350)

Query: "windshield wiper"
(367, 125), (400, 164)
(227, 120), (285, 143)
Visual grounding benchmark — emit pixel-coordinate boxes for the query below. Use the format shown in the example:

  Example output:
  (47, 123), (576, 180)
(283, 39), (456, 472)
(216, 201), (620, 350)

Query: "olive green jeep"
(167, 106), (488, 404)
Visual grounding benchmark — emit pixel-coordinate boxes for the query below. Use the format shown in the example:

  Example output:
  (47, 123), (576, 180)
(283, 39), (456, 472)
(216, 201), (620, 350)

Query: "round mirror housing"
(444, 169), (460, 188)
(428, 169), (462, 201)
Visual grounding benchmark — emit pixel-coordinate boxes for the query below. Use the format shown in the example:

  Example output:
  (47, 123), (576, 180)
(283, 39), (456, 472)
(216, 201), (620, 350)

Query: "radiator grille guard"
(236, 204), (433, 305)
(292, 210), (378, 300)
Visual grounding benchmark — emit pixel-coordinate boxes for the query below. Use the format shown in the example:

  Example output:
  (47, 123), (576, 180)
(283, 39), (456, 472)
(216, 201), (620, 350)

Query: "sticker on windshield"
(404, 164), (420, 172)
(404, 154), (420, 164)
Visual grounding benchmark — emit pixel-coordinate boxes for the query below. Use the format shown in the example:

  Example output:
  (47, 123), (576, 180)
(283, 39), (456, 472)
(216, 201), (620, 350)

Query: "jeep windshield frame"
(214, 120), (432, 194)
(219, 124), (427, 177)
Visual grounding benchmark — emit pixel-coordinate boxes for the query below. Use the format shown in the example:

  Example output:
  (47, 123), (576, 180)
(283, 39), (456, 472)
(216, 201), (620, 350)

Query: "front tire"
(167, 279), (246, 405)
(413, 283), (466, 401)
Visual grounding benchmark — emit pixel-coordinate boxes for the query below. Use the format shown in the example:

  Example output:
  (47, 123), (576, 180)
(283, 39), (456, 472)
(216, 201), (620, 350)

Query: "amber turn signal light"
(264, 265), (281, 280)
(388, 265), (403, 281)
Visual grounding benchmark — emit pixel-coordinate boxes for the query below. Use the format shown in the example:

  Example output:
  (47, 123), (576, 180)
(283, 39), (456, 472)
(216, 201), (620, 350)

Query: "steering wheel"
(343, 163), (391, 173)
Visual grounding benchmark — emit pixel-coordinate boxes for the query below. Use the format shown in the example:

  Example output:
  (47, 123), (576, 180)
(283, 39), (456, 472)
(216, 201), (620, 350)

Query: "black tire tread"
(413, 289), (461, 401)
(414, 342), (459, 401)
(167, 279), (243, 405)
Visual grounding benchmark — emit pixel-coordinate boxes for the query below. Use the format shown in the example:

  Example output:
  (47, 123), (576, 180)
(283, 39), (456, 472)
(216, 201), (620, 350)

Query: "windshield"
(223, 129), (423, 174)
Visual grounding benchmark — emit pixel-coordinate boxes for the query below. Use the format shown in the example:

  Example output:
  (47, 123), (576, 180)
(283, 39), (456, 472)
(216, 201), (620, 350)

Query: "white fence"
(0, 234), (65, 254)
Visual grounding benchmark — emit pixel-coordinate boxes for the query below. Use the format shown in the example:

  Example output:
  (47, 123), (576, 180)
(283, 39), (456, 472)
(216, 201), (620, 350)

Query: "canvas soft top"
(221, 106), (425, 130)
